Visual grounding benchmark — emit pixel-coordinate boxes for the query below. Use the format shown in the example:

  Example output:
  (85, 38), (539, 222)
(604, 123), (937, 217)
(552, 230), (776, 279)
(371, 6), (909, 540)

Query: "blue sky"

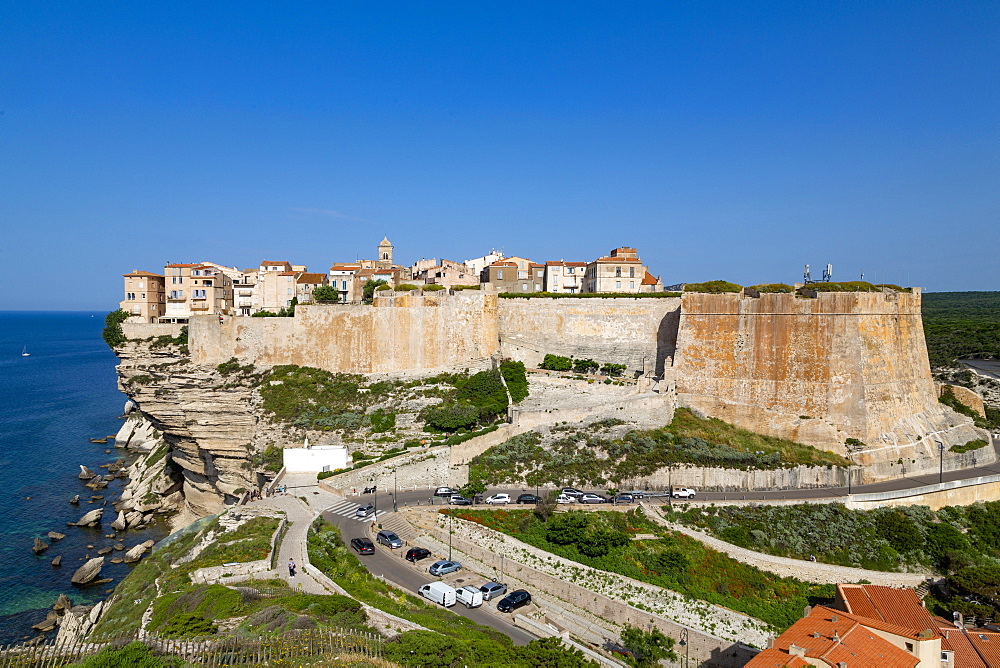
(2, 2), (997, 309)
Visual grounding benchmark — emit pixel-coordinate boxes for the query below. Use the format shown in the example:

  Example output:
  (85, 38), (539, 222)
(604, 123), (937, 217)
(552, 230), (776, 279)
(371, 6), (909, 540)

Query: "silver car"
(479, 581), (508, 601)
(376, 530), (403, 549)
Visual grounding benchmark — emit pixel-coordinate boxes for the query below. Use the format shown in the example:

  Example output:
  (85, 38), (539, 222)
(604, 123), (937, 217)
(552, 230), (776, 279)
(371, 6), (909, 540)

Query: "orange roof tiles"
(641, 273), (658, 285)
(934, 619), (989, 668)
(592, 256), (642, 263)
(745, 648), (811, 667)
(123, 270), (163, 277)
(488, 261), (518, 267)
(296, 273), (326, 284)
(276, 271), (298, 276)
(967, 630), (1000, 667)
(260, 260), (290, 266)
(329, 264), (361, 271)
(838, 584), (940, 639)
(753, 606), (919, 668)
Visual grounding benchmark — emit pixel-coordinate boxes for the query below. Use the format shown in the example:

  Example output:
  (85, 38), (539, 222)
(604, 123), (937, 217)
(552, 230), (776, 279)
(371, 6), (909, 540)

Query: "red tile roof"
(934, 619), (989, 668)
(641, 273), (659, 285)
(591, 256), (642, 263)
(329, 264), (361, 271)
(488, 261), (518, 267)
(967, 630), (1000, 667)
(296, 273), (327, 284)
(745, 648), (811, 667)
(123, 271), (163, 277)
(750, 606), (918, 668)
(261, 260), (290, 266)
(838, 584), (940, 639)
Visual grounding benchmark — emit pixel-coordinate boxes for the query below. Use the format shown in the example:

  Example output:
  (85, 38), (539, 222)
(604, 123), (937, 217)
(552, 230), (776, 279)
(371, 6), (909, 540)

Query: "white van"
(418, 581), (457, 607)
(455, 585), (484, 608)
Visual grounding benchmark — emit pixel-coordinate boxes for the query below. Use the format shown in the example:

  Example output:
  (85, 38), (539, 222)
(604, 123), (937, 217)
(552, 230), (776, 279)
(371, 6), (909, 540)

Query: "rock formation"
(32, 538), (48, 554)
(78, 465), (95, 479)
(110, 511), (127, 531)
(74, 509), (102, 527)
(48, 531), (66, 541)
(123, 540), (154, 563)
(51, 555), (62, 567)
(71, 557), (104, 584)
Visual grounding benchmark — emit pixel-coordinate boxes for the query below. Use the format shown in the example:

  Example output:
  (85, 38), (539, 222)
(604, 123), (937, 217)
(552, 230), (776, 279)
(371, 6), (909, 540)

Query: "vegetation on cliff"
(923, 291), (1000, 367)
(682, 280), (742, 293)
(666, 501), (1000, 623)
(468, 410), (850, 489)
(799, 281), (909, 293)
(446, 508), (834, 632)
(938, 385), (1000, 430)
(499, 291), (681, 298)
(101, 309), (130, 348)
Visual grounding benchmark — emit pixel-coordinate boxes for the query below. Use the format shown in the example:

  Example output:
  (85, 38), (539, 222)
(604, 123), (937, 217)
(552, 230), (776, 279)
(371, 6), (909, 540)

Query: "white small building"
(283, 444), (349, 473)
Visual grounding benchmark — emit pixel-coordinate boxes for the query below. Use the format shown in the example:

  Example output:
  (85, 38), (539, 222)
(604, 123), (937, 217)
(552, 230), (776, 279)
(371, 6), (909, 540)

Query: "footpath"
(640, 502), (930, 587)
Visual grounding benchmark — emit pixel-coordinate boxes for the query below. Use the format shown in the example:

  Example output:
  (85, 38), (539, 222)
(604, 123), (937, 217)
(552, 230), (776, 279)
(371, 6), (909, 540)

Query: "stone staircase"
(376, 510), (418, 541)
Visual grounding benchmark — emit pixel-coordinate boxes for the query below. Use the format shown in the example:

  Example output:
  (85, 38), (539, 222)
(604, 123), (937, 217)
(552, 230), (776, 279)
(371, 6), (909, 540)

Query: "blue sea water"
(0, 312), (165, 644)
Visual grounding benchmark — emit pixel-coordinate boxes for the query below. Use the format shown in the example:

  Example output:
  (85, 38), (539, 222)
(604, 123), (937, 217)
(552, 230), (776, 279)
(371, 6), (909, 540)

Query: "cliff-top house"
(120, 270), (166, 323)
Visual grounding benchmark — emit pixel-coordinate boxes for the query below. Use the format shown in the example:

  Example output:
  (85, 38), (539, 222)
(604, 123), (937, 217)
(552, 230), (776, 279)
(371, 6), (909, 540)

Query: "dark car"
(516, 494), (540, 504)
(434, 487), (457, 497)
(497, 589), (532, 613)
(405, 547), (432, 562)
(350, 538), (375, 555)
(612, 494), (635, 504)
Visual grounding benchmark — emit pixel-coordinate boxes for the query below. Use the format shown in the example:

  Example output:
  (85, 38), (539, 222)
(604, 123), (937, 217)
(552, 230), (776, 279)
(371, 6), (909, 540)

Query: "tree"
(102, 309), (130, 349)
(312, 285), (340, 302)
(362, 279), (387, 303)
(546, 513), (590, 545)
(619, 625), (678, 666)
(459, 478), (487, 498)
(875, 510), (923, 554)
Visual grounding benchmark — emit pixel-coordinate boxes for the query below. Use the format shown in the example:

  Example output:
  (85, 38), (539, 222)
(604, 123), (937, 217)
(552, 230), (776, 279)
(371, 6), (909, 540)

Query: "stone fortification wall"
(122, 322), (184, 339)
(497, 297), (681, 376)
(674, 290), (990, 475)
(317, 445), (468, 495)
(189, 290), (500, 374)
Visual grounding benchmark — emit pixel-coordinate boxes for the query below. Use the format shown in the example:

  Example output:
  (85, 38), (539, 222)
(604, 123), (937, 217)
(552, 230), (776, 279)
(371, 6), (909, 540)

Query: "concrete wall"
(498, 297), (681, 376)
(189, 290), (500, 374)
(122, 322), (184, 339)
(318, 446), (467, 495)
(674, 290), (990, 470)
(511, 391), (674, 431)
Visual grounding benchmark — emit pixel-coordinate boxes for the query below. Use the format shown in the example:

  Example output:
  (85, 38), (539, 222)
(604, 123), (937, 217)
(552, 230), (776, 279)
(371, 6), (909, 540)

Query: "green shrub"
(572, 358), (599, 374)
(451, 284), (480, 291)
(251, 445), (283, 472)
(312, 285), (340, 302)
(952, 439), (989, 453)
(77, 641), (178, 668)
(601, 363), (627, 377)
(395, 283), (419, 291)
(749, 283), (794, 293)
(376, 284), (391, 292)
(540, 354), (573, 371)
(500, 360), (529, 403)
(160, 612), (218, 638)
(102, 309), (131, 349)
(423, 284), (447, 291)
(684, 280), (742, 293)
(369, 409), (397, 433)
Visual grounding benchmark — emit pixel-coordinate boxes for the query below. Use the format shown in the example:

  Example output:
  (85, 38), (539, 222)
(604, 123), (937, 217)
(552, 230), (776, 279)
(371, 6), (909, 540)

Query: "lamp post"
(679, 628), (689, 667)
(371, 475), (378, 521)
(392, 467), (398, 512)
(448, 511), (453, 561)
(937, 441), (945, 484)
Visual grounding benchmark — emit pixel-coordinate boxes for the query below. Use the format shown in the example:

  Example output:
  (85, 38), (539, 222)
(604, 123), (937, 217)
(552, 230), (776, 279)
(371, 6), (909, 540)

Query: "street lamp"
(392, 467), (398, 512)
(679, 628), (689, 668)
(448, 511), (453, 561)
(937, 440), (945, 484)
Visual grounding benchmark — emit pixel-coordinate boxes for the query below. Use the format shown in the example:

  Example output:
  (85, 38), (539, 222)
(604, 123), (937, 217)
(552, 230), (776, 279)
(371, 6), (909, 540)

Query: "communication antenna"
(822, 264), (833, 282)
(803, 264), (812, 284)
(860, 269), (864, 281)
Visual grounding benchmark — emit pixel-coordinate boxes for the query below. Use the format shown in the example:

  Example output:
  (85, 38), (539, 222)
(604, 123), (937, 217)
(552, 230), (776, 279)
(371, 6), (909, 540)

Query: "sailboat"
(21, 346), (29, 357)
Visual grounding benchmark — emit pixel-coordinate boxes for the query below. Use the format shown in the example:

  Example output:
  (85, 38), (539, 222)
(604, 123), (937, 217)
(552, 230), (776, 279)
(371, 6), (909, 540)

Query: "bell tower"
(377, 237), (394, 269)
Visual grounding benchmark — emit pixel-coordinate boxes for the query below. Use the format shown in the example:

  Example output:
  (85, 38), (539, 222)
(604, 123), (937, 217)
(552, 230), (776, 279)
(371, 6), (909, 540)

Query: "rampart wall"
(674, 290), (989, 467)
(497, 297), (681, 375)
(189, 290), (499, 374)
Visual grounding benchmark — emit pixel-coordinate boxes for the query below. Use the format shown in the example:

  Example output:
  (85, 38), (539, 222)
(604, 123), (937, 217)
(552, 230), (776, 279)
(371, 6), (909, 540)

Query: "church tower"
(377, 237), (394, 269)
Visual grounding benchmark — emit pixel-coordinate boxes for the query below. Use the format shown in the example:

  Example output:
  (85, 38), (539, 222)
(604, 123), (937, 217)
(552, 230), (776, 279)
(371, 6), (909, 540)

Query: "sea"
(0, 312), (166, 645)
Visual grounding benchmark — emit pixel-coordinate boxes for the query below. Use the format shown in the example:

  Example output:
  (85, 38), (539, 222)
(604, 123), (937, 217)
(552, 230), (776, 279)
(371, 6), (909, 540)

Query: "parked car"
(429, 560), (462, 576)
(516, 494), (541, 504)
(612, 494), (635, 504)
(671, 487), (697, 499)
(376, 530), (403, 549)
(449, 495), (473, 506)
(485, 493), (511, 505)
(350, 538), (375, 555)
(479, 581), (508, 601)
(579, 493), (607, 504)
(418, 582), (456, 607)
(405, 547), (432, 562)
(434, 487), (457, 497)
(355, 504), (375, 518)
(560, 487), (584, 498)
(496, 589), (532, 613)
(556, 494), (576, 504)
(456, 585), (484, 608)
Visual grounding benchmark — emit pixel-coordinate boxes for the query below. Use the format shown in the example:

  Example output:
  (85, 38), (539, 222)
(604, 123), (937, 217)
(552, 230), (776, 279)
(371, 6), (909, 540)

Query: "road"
(320, 504), (537, 646)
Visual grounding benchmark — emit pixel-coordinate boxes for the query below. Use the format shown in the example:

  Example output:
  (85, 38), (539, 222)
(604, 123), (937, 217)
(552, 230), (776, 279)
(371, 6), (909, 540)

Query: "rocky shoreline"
(16, 409), (176, 647)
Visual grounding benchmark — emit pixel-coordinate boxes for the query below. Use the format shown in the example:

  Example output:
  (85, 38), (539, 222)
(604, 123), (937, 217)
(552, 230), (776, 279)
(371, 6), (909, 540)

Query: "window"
(942, 652), (951, 662)
(905, 642), (914, 653)
(287, 288), (293, 295)
(192, 270), (201, 276)
(497, 270), (504, 280)
(138, 282), (144, 289)
(518, 271), (527, 279)
(535, 283), (541, 291)
(141, 293), (145, 299)
(341, 280), (347, 289)
(615, 267), (621, 277)
(193, 290), (206, 298)
(616, 281), (621, 289)
(567, 267), (574, 274)
(522, 283), (528, 291)
(629, 267), (635, 278)
(630, 281), (635, 289)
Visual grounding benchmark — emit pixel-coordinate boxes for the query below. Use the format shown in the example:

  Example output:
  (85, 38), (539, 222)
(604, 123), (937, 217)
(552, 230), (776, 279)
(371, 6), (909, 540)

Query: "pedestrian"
(809, 554), (816, 562)
(288, 558), (296, 577)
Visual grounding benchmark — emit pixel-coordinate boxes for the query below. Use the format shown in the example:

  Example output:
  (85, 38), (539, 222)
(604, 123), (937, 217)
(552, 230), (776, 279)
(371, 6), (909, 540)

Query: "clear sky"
(2, 2), (997, 310)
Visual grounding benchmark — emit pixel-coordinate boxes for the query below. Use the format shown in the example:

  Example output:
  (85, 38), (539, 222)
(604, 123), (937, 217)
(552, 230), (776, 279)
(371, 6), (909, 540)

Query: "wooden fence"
(0, 627), (382, 667)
